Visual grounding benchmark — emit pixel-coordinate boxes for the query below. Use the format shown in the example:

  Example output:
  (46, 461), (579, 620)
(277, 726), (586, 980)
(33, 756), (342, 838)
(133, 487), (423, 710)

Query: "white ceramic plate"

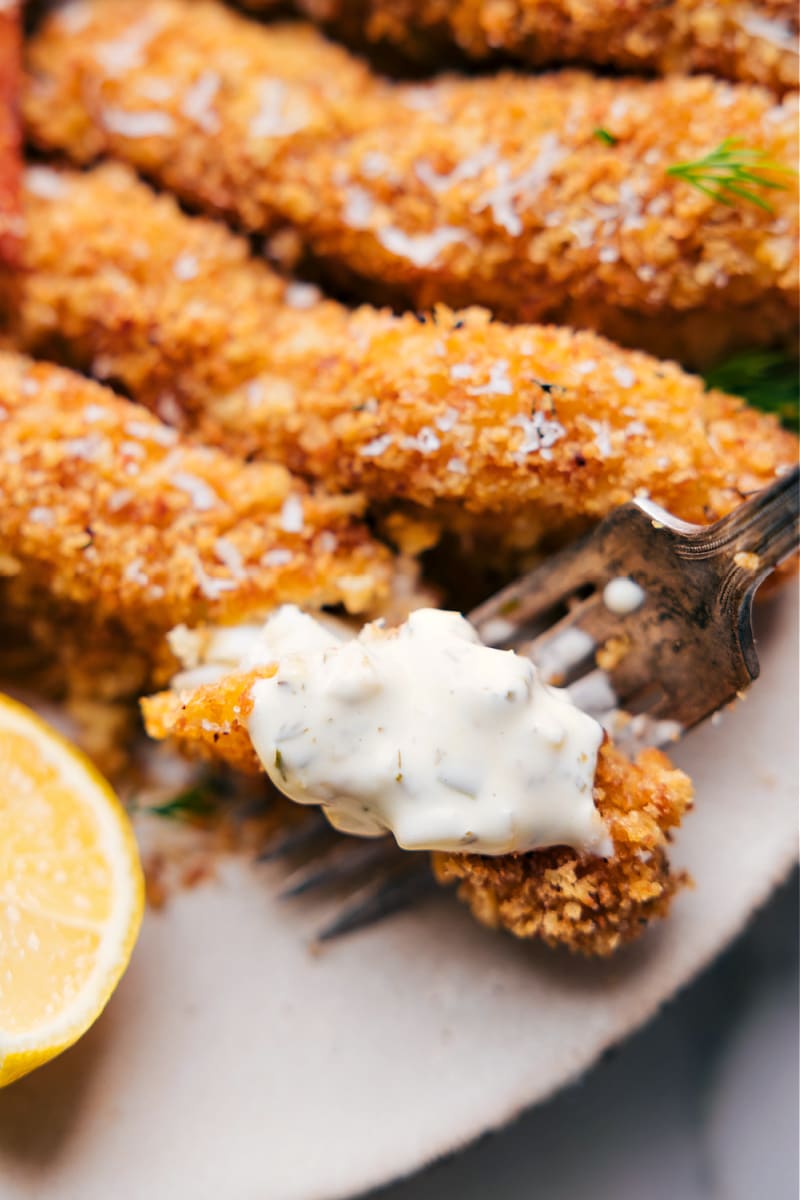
(0, 588), (796, 1200)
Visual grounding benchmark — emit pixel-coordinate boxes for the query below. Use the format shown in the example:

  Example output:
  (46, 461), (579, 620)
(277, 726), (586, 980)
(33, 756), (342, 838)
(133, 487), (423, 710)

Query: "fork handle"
(675, 465), (799, 584)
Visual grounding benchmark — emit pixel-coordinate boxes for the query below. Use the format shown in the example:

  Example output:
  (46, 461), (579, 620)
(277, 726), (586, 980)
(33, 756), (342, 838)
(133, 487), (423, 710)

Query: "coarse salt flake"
(214, 537), (245, 577)
(64, 434), (105, 461)
(172, 472), (219, 511)
(123, 558), (149, 585)
(249, 80), (309, 138)
(101, 107), (176, 138)
(378, 225), (463, 268)
(279, 495), (304, 533)
(25, 166), (66, 199)
(191, 553), (237, 599)
(447, 458), (468, 474)
(95, 17), (162, 77)
(360, 434), (393, 458)
(587, 419), (613, 457)
(612, 365), (636, 389)
(285, 282), (321, 309)
(467, 360), (513, 397)
(173, 253), (199, 281)
(29, 506), (54, 525)
(343, 186), (375, 229)
(402, 427), (440, 453)
(510, 412), (565, 457)
(181, 71), (221, 134)
(262, 548), (292, 567)
(125, 420), (178, 446)
(435, 407), (459, 432)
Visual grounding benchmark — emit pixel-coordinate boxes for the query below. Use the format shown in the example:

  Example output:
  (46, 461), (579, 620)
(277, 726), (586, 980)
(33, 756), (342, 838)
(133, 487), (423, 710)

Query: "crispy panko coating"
(242, 0), (798, 92)
(142, 668), (276, 776)
(0, 353), (392, 690)
(24, 0), (798, 366)
(142, 669), (692, 954)
(18, 163), (798, 558)
(433, 743), (692, 954)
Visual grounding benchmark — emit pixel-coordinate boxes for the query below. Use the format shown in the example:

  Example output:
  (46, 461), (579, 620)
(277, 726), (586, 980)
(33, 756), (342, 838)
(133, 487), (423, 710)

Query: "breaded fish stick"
(242, 0), (798, 92)
(142, 667), (692, 954)
(25, 0), (798, 366)
(0, 352), (392, 691)
(18, 165), (799, 557)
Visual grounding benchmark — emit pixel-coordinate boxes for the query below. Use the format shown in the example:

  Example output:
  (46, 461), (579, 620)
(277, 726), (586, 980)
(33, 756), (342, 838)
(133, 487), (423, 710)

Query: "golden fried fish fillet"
(142, 667), (692, 955)
(24, 0), (798, 366)
(242, 0), (798, 92)
(0, 352), (392, 693)
(18, 164), (798, 560)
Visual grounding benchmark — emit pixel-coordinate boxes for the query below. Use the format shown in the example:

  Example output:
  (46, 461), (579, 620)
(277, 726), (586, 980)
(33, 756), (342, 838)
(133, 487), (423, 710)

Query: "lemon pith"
(0, 694), (144, 1086)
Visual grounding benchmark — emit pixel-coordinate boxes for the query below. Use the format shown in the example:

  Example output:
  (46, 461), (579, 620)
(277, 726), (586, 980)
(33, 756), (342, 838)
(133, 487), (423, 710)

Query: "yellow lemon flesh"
(0, 694), (144, 1086)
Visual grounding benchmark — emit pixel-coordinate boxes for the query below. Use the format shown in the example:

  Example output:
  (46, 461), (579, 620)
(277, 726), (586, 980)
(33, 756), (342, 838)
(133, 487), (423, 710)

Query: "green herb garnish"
(274, 748), (287, 780)
(142, 785), (218, 821)
(704, 350), (799, 430)
(593, 127), (617, 146)
(666, 138), (794, 212)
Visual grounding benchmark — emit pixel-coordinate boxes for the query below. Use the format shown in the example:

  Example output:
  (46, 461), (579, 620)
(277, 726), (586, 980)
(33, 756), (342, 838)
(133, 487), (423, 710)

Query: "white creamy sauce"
(603, 577), (646, 615)
(532, 626), (594, 684)
(243, 607), (609, 857)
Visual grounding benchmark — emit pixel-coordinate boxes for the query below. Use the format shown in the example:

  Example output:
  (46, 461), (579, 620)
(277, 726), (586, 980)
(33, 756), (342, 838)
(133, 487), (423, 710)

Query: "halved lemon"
(0, 694), (144, 1086)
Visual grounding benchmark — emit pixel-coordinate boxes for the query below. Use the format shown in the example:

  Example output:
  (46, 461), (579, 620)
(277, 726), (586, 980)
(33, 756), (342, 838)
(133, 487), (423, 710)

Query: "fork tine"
(230, 790), (276, 822)
(280, 837), (398, 898)
(526, 594), (623, 684)
(315, 860), (437, 943)
(468, 533), (599, 645)
(255, 810), (334, 862)
(270, 473), (797, 943)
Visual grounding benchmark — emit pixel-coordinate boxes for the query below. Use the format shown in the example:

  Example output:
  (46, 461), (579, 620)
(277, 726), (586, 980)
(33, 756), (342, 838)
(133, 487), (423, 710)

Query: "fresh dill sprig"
(134, 784), (219, 822)
(593, 127), (617, 146)
(704, 350), (799, 430)
(666, 138), (795, 212)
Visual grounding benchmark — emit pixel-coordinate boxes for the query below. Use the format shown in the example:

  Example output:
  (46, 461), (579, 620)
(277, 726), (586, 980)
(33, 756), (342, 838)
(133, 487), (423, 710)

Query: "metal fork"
(258, 466), (799, 942)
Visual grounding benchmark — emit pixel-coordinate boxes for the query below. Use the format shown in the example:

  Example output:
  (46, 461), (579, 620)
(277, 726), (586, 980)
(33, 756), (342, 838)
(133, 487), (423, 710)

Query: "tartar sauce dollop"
(243, 606), (609, 857)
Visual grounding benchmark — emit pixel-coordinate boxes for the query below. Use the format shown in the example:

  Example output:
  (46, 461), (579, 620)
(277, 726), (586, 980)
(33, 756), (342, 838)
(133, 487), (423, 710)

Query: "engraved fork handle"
(669, 465), (800, 574)
(637, 465), (799, 585)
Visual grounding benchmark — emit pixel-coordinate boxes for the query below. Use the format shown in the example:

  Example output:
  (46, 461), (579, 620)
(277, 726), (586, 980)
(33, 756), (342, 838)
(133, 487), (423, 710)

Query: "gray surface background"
(369, 871), (799, 1200)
